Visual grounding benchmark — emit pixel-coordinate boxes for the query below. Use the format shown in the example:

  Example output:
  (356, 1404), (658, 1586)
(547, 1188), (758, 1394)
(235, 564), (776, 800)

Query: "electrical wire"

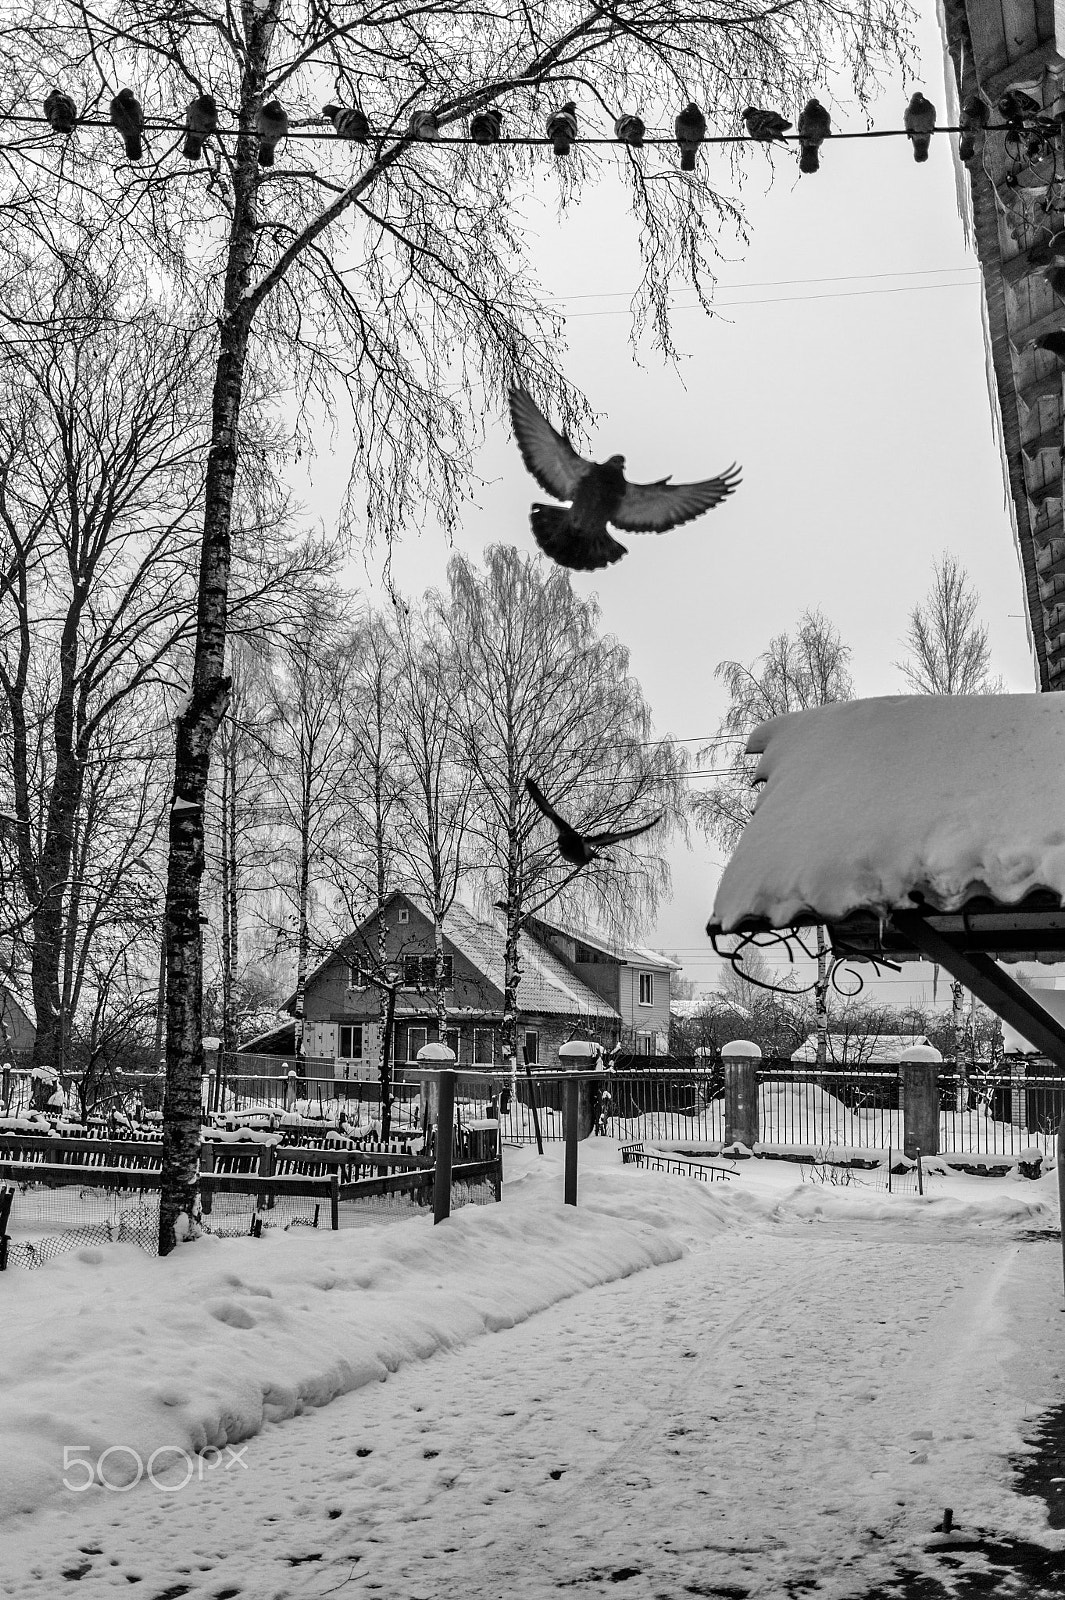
(9, 111), (1004, 147)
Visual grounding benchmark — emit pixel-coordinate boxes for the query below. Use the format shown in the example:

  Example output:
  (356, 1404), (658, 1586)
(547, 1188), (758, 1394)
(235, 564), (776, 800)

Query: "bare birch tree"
(896, 552), (1003, 1102)
(393, 605), (473, 1029)
(439, 544), (684, 1064)
(694, 608), (854, 1068)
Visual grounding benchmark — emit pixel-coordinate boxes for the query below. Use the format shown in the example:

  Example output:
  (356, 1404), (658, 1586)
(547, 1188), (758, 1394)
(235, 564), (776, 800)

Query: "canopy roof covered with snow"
(709, 694), (1065, 962)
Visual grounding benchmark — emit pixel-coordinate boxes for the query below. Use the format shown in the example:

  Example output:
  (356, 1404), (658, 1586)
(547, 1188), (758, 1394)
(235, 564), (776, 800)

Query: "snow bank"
(2, 1139), (1057, 1529)
(711, 693), (1065, 929)
(0, 1154), (684, 1520)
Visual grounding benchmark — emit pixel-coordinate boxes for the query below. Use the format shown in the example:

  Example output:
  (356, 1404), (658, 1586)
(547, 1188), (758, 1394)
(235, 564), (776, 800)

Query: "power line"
(11, 111), (997, 148)
(567, 278), (979, 316)
(550, 266), (981, 302)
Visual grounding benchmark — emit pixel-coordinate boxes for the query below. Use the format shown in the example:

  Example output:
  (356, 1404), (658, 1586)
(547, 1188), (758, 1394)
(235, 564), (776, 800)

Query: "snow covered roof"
(710, 695), (1065, 937)
(442, 903), (620, 1018)
(790, 1033), (931, 1065)
(530, 915), (681, 970)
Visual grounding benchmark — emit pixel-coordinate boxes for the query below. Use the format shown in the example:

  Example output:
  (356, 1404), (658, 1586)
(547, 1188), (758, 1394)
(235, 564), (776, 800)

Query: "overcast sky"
(319, 3), (1036, 1007)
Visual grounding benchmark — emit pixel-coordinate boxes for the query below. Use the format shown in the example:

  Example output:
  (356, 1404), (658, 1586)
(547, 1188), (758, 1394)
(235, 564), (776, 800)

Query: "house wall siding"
(620, 964), (672, 1036)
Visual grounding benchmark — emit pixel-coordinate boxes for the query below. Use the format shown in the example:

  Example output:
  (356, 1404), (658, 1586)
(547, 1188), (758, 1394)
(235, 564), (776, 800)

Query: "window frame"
(338, 1023), (363, 1060)
(347, 959), (367, 990)
(522, 1029), (539, 1066)
(473, 1028), (495, 1066)
(638, 971), (654, 1007)
(402, 953), (454, 990)
(634, 1031), (654, 1057)
(407, 1025), (428, 1063)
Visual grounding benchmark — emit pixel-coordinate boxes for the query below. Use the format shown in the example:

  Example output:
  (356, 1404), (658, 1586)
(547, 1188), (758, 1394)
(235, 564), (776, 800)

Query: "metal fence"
(938, 1070), (1065, 1159)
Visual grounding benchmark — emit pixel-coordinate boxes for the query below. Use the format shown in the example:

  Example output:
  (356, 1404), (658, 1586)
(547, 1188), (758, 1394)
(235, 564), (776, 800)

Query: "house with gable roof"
(249, 891), (676, 1086)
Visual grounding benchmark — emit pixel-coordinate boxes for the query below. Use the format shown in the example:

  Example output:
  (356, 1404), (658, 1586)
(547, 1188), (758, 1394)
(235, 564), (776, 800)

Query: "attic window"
(402, 954), (454, 989)
(398, 908), (409, 924)
(638, 972), (654, 1007)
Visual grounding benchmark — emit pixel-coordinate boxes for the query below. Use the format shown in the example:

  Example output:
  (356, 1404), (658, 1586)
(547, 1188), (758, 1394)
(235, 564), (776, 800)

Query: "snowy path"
(4, 1187), (1062, 1600)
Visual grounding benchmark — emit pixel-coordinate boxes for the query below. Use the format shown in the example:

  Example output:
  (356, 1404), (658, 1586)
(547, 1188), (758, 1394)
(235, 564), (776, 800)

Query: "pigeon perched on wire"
(674, 102), (706, 170)
(408, 110), (439, 139)
(614, 113), (646, 148)
(525, 778), (662, 869)
(43, 88), (77, 134)
(546, 101), (578, 155)
(182, 93), (218, 160)
(997, 88), (1041, 126)
(470, 108), (502, 144)
(904, 92), (936, 161)
(256, 99), (288, 165)
(797, 98), (831, 173)
(110, 88), (144, 161)
(958, 93), (989, 161)
(742, 106), (791, 142)
(509, 385), (740, 571)
(323, 103), (369, 141)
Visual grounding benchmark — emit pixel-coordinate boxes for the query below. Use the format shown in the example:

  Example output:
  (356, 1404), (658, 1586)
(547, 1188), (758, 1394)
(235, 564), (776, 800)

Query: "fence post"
(564, 1076), (580, 1206)
(418, 1042), (457, 1225)
(899, 1044), (942, 1159)
(559, 1040), (599, 1206)
(722, 1040), (761, 1150)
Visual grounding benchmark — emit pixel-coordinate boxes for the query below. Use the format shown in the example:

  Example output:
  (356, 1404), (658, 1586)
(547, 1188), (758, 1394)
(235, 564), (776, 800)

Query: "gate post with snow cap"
(416, 1041), (456, 1224)
(559, 1039), (600, 1207)
(722, 1040), (761, 1151)
(899, 1044), (941, 1159)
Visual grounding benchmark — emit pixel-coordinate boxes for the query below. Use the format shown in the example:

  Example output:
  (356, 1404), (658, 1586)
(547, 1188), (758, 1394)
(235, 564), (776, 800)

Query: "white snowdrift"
(1, 1141), (1058, 1531)
(712, 693), (1065, 930)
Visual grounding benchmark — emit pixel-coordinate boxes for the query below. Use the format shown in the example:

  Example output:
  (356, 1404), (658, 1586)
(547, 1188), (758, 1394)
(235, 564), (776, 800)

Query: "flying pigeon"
(110, 88), (144, 161)
(182, 93), (217, 160)
(43, 88), (77, 135)
(546, 101), (578, 155)
(256, 99), (288, 165)
(323, 103), (369, 141)
(508, 385), (741, 571)
(525, 777), (661, 869)
(614, 113), (646, 148)
(904, 92), (936, 161)
(1030, 330), (1065, 361)
(958, 93), (989, 161)
(998, 88), (1041, 126)
(408, 110), (439, 139)
(742, 106), (791, 142)
(674, 102), (706, 170)
(470, 108), (502, 144)
(797, 98), (831, 173)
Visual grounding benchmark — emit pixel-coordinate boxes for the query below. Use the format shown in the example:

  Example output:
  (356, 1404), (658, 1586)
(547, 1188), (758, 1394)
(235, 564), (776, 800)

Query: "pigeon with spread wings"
(525, 777), (661, 868)
(509, 386), (740, 571)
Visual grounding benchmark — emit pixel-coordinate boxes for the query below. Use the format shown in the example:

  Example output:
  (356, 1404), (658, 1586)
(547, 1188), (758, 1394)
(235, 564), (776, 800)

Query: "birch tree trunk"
(952, 979), (968, 1113)
(815, 925), (829, 1070)
(159, 15), (269, 1248)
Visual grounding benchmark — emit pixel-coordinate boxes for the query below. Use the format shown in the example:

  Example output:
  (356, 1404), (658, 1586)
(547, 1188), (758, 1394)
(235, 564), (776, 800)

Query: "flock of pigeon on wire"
(36, 86), (957, 171)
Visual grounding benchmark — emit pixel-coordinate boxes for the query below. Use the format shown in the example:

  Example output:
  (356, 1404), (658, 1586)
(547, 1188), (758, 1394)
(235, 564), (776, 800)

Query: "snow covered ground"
(2, 1141), (1064, 1599)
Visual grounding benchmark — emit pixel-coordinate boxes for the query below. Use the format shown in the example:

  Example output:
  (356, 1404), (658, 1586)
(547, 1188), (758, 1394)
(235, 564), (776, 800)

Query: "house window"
(523, 1029), (539, 1066)
(638, 971), (654, 1007)
(444, 1028), (460, 1060)
(473, 1028), (494, 1065)
(402, 954), (454, 989)
(347, 959), (367, 990)
(398, 907), (409, 924)
(634, 1032), (654, 1057)
(338, 1024), (363, 1060)
(407, 1025), (428, 1062)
